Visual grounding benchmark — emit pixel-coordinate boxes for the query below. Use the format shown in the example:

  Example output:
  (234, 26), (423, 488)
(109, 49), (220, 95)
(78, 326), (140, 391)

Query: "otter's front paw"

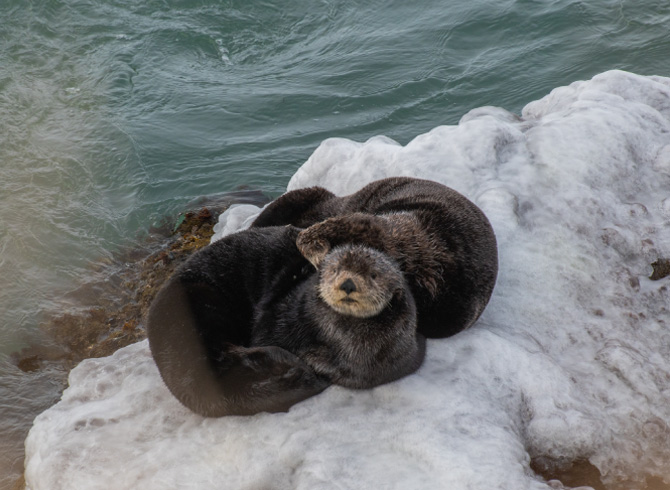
(297, 227), (331, 268)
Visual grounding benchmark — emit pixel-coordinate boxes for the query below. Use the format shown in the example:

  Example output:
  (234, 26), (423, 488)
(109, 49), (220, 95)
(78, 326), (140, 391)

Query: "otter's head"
(318, 244), (405, 318)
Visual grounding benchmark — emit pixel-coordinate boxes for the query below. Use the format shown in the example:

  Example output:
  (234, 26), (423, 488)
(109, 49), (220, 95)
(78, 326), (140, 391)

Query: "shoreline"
(6, 190), (270, 490)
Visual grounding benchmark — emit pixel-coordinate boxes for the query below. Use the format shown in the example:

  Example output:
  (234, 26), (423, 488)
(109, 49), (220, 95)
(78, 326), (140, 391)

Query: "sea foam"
(25, 70), (670, 490)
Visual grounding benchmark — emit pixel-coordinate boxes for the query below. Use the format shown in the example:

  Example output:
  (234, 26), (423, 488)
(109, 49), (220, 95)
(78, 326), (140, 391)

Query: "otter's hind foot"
(213, 345), (330, 416)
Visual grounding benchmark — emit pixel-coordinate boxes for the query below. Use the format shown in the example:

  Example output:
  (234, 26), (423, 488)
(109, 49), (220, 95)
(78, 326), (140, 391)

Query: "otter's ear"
(296, 229), (331, 268)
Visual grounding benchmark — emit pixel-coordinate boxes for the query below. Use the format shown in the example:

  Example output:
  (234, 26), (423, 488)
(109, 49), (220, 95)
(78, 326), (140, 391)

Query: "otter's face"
(318, 245), (404, 318)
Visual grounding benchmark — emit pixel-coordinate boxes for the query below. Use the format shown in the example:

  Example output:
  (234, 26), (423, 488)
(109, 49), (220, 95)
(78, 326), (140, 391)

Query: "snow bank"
(25, 70), (670, 490)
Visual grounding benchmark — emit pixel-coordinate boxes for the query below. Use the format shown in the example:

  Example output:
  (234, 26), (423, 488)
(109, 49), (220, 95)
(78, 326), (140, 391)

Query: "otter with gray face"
(147, 225), (424, 417)
(253, 177), (499, 339)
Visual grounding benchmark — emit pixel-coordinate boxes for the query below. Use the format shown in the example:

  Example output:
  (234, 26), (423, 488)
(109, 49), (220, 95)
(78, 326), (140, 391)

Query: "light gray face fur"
(318, 245), (404, 318)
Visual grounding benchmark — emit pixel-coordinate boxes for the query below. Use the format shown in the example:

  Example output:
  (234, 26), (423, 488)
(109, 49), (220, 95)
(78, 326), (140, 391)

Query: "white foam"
(211, 203), (262, 241)
(25, 70), (670, 489)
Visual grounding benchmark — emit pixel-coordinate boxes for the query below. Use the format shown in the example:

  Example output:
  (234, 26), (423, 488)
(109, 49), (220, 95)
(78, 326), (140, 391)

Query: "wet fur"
(317, 245), (401, 318)
(253, 177), (499, 338)
(147, 226), (424, 417)
(255, 243), (424, 389)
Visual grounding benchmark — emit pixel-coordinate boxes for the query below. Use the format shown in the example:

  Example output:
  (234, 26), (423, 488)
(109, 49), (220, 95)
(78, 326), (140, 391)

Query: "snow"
(25, 70), (670, 490)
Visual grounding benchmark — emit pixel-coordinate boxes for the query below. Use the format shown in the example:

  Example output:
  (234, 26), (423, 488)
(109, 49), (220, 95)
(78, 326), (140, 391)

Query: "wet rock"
(650, 259), (670, 281)
(12, 189), (270, 372)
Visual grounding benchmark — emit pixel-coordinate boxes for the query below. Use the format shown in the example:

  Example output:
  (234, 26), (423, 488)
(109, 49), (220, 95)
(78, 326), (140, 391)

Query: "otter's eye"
(371, 273), (377, 280)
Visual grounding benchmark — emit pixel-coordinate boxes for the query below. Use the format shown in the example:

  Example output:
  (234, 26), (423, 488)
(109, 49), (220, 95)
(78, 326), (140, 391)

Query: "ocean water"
(1, 0), (670, 487)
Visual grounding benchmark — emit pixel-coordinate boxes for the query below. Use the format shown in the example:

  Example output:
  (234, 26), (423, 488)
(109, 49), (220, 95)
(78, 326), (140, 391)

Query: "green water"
(1, 0), (669, 486)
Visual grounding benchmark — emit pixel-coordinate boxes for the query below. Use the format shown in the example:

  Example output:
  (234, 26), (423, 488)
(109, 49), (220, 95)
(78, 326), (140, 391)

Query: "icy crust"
(26, 70), (670, 489)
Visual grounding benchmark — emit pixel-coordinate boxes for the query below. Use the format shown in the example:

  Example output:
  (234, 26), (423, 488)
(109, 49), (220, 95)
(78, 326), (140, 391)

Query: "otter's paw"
(296, 227), (331, 268)
(297, 214), (390, 268)
(237, 345), (330, 389)
(215, 345), (330, 415)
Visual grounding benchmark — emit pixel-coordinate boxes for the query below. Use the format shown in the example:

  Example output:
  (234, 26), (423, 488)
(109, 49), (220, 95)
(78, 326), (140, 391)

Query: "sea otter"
(147, 225), (424, 417)
(252, 177), (499, 339)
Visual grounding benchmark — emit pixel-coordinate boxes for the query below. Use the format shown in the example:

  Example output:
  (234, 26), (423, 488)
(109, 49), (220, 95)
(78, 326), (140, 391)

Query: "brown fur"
(148, 226), (424, 416)
(278, 244), (425, 389)
(253, 177), (498, 338)
(318, 244), (404, 318)
(298, 211), (450, 299)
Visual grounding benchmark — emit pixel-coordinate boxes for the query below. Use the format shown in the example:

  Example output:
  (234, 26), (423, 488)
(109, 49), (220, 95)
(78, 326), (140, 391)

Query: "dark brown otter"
(147, 226), (424, 417)
(253, 177), (499, 338)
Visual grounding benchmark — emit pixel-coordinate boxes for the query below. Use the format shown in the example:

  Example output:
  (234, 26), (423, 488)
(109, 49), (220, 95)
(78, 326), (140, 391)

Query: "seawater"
(1, 0), (669, 486)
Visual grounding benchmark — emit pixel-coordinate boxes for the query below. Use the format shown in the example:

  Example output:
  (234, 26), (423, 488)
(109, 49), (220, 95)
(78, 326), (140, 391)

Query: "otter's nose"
(339, 278), (357, 295)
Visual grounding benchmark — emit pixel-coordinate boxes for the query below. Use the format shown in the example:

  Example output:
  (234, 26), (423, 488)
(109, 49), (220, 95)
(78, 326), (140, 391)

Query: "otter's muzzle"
(339, 278), (357, 295)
